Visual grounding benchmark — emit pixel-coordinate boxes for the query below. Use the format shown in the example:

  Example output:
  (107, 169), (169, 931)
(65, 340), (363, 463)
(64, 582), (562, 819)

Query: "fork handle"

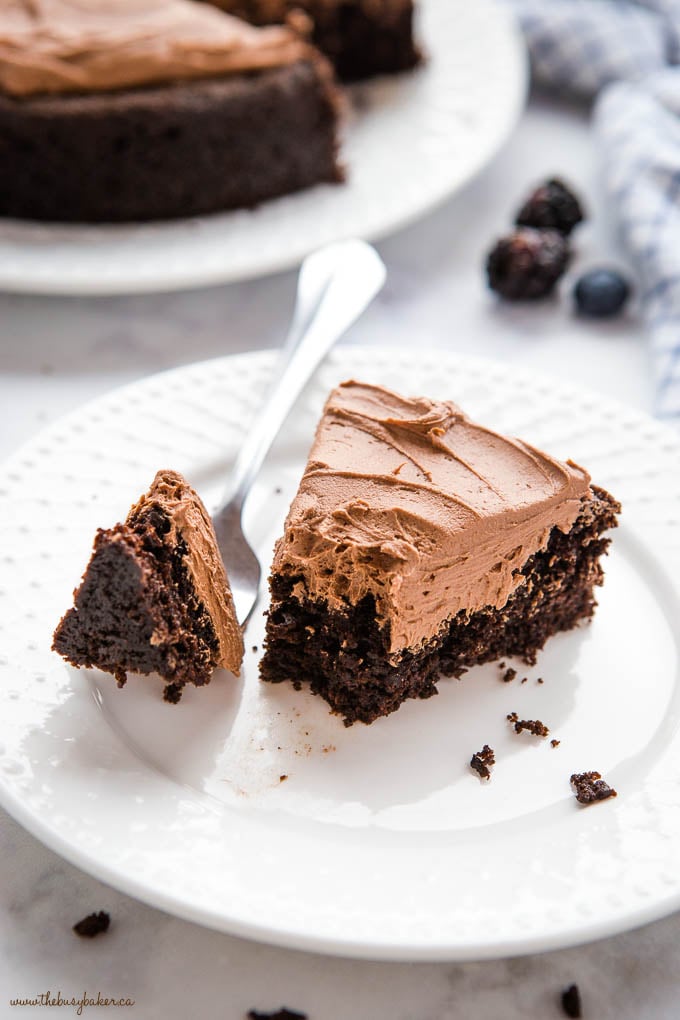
(217, 239), (386, 514)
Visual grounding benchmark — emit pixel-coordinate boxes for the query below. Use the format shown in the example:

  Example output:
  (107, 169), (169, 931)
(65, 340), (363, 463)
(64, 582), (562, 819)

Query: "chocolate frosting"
(0, 0), (309, 98)
(131, 469), (244, 676)
(272, 381), (592, 656)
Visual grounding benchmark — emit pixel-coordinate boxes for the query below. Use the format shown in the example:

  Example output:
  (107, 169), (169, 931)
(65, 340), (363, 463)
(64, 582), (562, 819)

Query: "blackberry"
(486, 228), (570, 300)
(516, 178), (584, 236)
(574, 268), (631, 317)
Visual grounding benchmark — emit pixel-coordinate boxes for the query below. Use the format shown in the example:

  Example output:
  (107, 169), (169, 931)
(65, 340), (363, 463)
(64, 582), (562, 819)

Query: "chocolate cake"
(0, 0), (342, 223)
(260, 382), (620, 725)
(206, 0), (421, 80)
(53, 470), (243, 701)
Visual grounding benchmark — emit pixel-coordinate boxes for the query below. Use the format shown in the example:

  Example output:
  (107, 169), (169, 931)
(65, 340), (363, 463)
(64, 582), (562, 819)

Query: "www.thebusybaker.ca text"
(9, 990), (135, 1015)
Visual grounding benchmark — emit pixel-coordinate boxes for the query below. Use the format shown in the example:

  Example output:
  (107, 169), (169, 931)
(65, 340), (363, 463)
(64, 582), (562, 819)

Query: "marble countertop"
(2, 95), (678, 1019)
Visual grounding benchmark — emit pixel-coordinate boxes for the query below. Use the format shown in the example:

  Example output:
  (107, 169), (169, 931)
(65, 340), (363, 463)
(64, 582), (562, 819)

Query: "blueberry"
(573, 268), (631, 318)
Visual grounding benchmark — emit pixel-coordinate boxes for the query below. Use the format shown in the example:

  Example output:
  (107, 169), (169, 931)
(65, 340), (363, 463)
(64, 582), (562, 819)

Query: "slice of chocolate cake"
(53, 470), (243, 702)
(0, 0), (342, 223)
(206, 0), (421, 81)
(261, 382), (620, 725)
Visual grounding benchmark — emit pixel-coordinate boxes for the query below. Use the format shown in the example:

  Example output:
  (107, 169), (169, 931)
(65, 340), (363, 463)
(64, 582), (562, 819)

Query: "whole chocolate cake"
(260, 382), (620, 725)
(53, 470), (244, 702)
(0, 0), (342, 222)
(206, 0), (421, 80)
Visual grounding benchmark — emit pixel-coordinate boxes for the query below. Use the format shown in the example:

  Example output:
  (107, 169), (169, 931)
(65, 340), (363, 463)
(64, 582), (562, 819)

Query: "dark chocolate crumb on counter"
(502, 667), (517, 683)
(279, 775), (288, 782)
(507, 712), (550, 737)
(561, 983), (582, 1018)
(252, 645), (258, 653)
(551, 739), (561, 748)
(470, 744), (495, 781)
(73, 911), (110, 938)
(571, 771), (617, 805)
(247, 1010), (307, 1020)
(521, 676), (527, 684)
(537, 677), (544, 684)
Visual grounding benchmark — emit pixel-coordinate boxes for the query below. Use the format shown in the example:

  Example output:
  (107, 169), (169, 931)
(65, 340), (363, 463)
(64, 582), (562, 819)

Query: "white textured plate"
(1, 348), (680, 961)
(0, 0), (526, 295)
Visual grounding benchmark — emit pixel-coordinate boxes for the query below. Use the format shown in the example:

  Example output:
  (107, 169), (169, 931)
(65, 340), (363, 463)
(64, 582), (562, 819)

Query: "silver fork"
(212, 239), (387, 627)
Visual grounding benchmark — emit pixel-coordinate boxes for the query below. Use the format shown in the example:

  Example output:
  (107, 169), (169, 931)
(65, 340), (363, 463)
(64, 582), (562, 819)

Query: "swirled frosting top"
(129, 469), (244, 676)
(272, 381), (591, 655)
(0, 0), (308, 98)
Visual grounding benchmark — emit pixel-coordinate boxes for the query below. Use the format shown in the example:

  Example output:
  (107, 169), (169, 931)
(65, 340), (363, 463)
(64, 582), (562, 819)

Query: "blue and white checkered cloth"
(507, 0), (680, 422)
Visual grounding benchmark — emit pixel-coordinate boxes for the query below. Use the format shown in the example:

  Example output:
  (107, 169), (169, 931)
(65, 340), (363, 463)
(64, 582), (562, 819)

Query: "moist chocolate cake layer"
(206, 0), (421, 80)
(53, 470), (243, 701)
(0, 60), (342, 222)
(53, 505), (222, 701)
(261, 487), (620, 725)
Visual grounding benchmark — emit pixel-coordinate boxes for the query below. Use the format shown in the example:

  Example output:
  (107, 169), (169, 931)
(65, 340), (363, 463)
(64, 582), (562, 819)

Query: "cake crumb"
(247, 1010), (307, 1020)
(252, 645), (258, 653)
(507, 712), (549, 737)
(520, 676), (527, 684)
(163, 682), (183, 704)
(498, 661), (506, 669)
(537, 677), (544, 684)
(561, 983), (582, 1018)
(73, 911), (110, 938)
(279, 775), (288, 783)
(551, 739), (561, 748)
(502, 667), (517, 683)
(470, 744), (495, 781)
(570, 771), (617, 805)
